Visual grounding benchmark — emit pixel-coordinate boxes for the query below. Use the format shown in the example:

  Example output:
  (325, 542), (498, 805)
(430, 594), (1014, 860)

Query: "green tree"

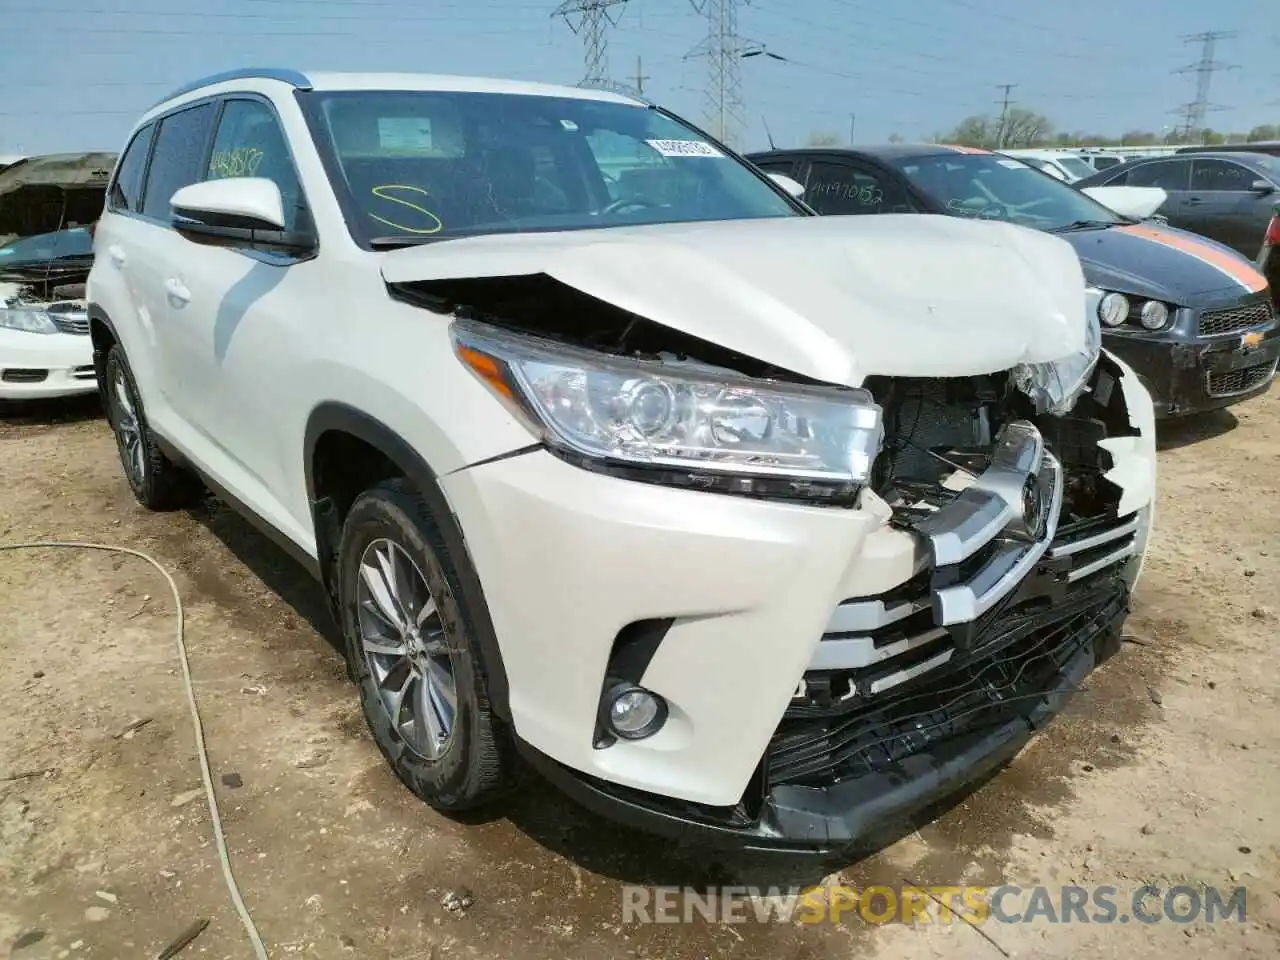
(942, 115), (993, 147)
(1000, 107), (1053, 148)
(1248, 124), (1279, 142)
(1120, 131), (1158, 146)
(806, 131), (842, 147)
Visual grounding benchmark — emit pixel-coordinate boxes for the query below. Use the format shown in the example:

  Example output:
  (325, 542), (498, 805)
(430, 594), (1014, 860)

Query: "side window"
(753, 158), (796, 177)
(205, 99), (307, 231)
(141, 102), (216, 221)
(108, 122), (155, 213)
(806, 161), (914, 215)
(1126, 160), (1191, 191)
(1191, 159), (1257, 192)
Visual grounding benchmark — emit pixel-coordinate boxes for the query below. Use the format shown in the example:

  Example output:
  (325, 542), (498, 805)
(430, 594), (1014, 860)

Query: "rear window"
(109, 122), (155, 213)
(141, 102), (216, 221)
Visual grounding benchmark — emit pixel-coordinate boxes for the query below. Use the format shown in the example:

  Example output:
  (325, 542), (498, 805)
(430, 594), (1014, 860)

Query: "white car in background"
(0, 152), (113, 400)
(999, 149), (1096, 183)
(0, 227), (98, 400)
(89, 69), (1157, 851)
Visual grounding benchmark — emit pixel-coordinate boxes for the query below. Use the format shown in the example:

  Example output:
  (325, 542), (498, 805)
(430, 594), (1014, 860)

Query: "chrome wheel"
(110, 365), (146, 486)
(357, 538), (458, 760)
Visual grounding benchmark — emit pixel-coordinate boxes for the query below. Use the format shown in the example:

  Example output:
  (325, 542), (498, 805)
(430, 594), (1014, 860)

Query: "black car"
(1075, 151), (1280, 258)
(747, 145), (1278, 418)
(1176, 141), (1280, 158)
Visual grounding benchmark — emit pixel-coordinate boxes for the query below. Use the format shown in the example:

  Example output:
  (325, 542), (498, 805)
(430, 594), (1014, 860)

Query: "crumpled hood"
(1062, 222), (1269, 307)
(381, 215), (1089, 385)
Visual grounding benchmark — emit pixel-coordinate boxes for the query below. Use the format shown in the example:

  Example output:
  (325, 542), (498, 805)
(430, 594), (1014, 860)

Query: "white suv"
(89, 69), (1157, 850)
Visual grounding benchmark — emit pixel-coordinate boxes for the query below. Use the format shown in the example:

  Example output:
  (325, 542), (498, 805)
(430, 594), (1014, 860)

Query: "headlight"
(1014, 295), (1101, 416)
(452, 318), (884, 500)
(1140, 300), (1171, 330)
(0, 306), (58, 335)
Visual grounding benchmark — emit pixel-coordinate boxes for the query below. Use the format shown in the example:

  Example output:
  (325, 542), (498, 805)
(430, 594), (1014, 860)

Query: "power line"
(553, 0), (630, 90)
(1173, 30), (1238, 140)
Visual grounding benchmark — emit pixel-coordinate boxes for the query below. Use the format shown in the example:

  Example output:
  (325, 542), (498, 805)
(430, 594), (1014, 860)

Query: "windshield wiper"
(1048, 219), (1122, 233)
(368, 236), (450, 250)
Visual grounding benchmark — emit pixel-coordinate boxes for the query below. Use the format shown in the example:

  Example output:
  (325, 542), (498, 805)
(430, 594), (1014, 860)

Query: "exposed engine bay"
(865, 362), (1135, 530)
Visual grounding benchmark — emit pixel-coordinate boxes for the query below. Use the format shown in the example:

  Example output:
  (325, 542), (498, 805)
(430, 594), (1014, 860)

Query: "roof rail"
(154, 68), (312, 107)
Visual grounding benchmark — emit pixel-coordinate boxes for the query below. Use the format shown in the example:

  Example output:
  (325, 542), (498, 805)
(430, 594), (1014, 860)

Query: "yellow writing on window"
(369, 184), (444, 235)
(208, 147), (265, 179)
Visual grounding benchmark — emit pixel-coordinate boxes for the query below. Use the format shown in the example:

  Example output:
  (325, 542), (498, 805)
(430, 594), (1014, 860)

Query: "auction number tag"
(645, 139), (724, 158)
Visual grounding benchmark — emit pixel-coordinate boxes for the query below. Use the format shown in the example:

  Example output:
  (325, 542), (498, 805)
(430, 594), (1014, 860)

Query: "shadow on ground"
(0, 393), (101, 427)
(1156, 408), (1237, 451)
(183, 495), (343, 654)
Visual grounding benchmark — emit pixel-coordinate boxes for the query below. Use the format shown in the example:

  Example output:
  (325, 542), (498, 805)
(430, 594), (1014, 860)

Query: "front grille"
(768, 581), (1126, 788)
(49, 313), (90, 335)
(1, 368), (49, 384)
(1206, 359), (1277, 397)
(1198, 297), (1274, 338)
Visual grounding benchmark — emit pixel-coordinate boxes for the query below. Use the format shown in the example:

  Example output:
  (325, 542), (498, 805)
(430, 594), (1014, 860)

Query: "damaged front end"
(384, 221), (1155, 852)
(759, 359), (1149, 847)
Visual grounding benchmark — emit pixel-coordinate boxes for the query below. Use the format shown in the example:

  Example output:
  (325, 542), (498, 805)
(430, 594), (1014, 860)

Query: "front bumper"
(1101, 294), (1278, 418)
(441, 358), (1157, 848)
(0, 327), (96, 399)
(521, 578), (1127, 852)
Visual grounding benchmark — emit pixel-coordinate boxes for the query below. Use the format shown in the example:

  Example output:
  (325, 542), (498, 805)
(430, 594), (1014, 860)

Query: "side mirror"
(1250, 179), (1276, 195)
(170, 178), (312, 251)
(767, 172), (806, 199)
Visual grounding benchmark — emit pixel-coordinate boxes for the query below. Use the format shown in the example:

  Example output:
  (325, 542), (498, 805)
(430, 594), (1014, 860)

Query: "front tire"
(337, 478), (511, 811)
(103, 344), (203, 511)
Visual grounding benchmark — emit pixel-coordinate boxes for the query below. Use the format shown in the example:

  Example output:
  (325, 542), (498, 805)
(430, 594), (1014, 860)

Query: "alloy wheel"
(110, 365), (146, 487)
(356, 538), (458, 760)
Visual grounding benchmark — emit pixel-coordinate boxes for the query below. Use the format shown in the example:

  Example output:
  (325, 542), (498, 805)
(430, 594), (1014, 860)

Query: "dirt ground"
(1, 384), (1278, 960)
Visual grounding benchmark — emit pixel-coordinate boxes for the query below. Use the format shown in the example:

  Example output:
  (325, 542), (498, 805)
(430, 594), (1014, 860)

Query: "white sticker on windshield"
(377, 117), (433, 152)
(645, 138), (724, 158)
(997, 159), (1028, 169)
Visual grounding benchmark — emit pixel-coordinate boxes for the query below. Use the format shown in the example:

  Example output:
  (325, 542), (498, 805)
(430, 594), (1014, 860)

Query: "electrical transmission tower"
(553, 0), (630, 91)
(685, 0), (747, 148)
(1173, 31), (1238, 140)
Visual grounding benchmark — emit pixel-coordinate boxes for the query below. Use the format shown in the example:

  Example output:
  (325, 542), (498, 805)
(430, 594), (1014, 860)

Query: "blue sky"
(2, 0), (1276, 156)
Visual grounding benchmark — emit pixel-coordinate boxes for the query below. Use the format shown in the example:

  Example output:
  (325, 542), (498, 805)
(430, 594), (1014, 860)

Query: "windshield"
(303, 91), (799, 246)
(894, 154), (1123, 232)
(1056, 156), (1096, 180)
(0, 227), (93, 266)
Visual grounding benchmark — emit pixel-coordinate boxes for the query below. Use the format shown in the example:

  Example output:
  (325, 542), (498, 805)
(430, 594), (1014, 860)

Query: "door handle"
(1187, 197), (1205, 206)
(107, 244), (126, 266)
(164, 278), (191, 305)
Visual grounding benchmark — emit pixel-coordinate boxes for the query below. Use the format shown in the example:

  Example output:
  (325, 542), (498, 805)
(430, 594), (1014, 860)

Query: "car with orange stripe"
(748, 144), (1277, 418)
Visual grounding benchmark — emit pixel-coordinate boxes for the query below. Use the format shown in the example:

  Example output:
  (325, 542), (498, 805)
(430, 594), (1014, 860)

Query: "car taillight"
(1266, 215), (1280, 248)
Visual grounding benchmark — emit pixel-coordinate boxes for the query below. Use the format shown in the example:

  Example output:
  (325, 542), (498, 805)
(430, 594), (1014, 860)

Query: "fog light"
(605, 684), (667, 740)
(1139, 300), (1170, 330)
(1098, 292), (1130, 327)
